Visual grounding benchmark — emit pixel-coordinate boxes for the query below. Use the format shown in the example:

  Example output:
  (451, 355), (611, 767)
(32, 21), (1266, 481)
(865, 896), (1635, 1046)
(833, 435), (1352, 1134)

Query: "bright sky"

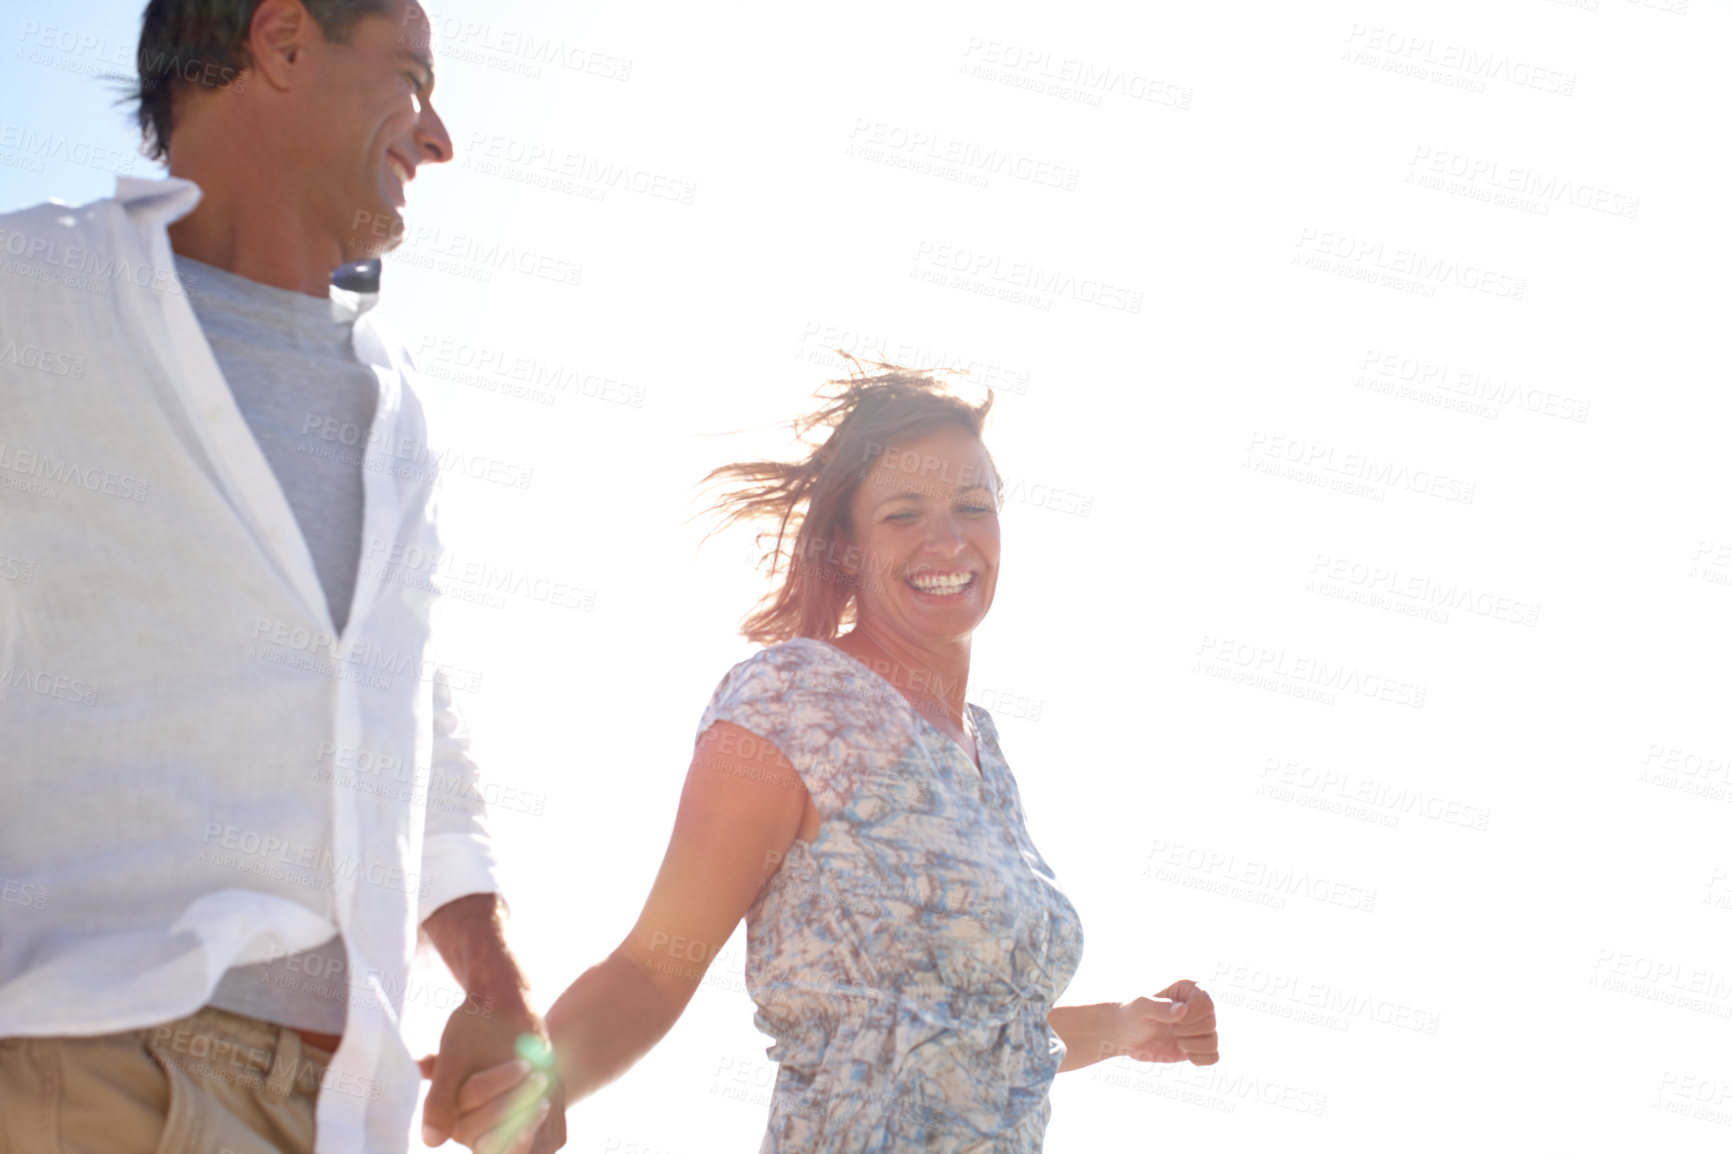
(4, 0), (1730, 1150)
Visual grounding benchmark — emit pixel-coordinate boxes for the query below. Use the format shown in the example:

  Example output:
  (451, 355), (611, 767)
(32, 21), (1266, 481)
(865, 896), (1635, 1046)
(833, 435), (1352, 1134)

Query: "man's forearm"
(422, 892), (531, 1001)
(419, 893), (568, 1152)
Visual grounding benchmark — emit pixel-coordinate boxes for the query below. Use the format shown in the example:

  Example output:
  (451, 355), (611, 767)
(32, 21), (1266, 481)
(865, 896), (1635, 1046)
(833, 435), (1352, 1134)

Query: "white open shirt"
(0, 176), (503, 1153)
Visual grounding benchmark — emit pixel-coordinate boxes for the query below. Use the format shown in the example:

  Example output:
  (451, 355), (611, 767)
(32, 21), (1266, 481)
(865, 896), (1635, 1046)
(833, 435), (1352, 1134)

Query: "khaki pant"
(0, 1006), (332, 1154)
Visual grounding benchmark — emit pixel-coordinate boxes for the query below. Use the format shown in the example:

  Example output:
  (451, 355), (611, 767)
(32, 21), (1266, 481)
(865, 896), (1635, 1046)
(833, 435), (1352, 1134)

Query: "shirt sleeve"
(696, 644), (858, 817)
(385, 338), (507, 923)
(418, 667), (505, 923)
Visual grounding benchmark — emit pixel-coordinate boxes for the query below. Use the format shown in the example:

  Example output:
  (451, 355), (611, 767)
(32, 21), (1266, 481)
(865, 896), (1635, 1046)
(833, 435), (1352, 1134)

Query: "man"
(0, 2), (562, 1151)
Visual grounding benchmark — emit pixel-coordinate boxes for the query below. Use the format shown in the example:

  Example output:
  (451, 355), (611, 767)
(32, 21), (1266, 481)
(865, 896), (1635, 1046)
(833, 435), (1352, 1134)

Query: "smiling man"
(0, 2), (560, 1153)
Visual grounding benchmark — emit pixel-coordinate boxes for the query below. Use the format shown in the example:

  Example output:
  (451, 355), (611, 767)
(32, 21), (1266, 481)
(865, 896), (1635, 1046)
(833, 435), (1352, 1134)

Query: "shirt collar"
(114, 173), (204, 227)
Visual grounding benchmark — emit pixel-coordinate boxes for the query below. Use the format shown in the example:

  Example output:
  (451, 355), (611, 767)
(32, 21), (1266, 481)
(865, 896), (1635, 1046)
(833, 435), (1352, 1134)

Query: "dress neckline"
(808, 638), (987, 779)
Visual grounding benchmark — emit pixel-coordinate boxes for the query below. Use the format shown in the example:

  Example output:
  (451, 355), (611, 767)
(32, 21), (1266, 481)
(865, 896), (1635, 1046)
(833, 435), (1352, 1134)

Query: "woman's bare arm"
(542, 721), (810, 1105)
(1049, 982), (1219, 1074)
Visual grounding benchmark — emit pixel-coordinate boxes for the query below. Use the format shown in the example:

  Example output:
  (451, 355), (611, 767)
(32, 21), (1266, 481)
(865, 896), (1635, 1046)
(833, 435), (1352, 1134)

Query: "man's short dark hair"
(130, 0), (391, 161)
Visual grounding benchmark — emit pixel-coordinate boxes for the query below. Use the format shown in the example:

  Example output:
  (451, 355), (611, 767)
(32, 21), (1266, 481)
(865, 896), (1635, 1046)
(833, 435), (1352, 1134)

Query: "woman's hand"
(1101, 979), (1219, 1066)
(1051, 979), (1219, 1072)
(419, 1055), (560, 1154)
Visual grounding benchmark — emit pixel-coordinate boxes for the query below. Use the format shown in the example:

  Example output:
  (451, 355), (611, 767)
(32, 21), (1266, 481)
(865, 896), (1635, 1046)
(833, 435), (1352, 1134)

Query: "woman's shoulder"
(704, 638), (858, 714)
(716, 637), (840, 684)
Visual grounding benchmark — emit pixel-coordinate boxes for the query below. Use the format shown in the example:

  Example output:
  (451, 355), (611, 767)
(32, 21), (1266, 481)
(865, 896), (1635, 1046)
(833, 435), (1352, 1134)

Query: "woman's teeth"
(909, 572), (974, 595)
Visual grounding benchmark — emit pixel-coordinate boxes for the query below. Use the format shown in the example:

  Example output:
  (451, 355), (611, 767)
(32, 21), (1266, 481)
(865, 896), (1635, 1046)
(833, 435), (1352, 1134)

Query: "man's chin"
(343, 203), (407, 262)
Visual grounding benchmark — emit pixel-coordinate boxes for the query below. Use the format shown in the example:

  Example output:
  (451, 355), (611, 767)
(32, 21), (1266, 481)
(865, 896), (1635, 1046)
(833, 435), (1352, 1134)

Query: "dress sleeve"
(696, 644), (855, 816)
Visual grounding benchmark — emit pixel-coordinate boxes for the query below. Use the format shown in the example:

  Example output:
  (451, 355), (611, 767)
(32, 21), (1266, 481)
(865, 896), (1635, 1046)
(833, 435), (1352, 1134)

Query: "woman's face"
(842, 423), (1000, 647)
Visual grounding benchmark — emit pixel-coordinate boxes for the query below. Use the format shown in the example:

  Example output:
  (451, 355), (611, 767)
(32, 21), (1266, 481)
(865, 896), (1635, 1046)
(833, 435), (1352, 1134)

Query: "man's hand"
(422, 1054), (568, 1154)
(1101, 979), (1220, 1066)
(421, 1012), (564, 1154)
(419, 894), (566, 1153)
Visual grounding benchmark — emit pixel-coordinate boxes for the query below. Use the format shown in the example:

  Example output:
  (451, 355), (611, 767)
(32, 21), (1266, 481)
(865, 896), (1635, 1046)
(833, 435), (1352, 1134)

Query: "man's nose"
(416, 105), (453, 165)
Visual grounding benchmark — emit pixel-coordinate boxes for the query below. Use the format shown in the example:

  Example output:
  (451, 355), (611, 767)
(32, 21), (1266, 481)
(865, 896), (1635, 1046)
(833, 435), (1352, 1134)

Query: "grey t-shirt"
(178, 254), (381, 1034)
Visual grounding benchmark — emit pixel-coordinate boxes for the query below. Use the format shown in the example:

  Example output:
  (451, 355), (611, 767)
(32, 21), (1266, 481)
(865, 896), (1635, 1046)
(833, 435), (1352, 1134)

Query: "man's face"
(295, 0), (451, 260)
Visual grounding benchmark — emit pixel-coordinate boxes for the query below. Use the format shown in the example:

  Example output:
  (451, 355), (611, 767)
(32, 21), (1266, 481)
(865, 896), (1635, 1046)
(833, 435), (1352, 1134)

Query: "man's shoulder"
(0, 193), (129, 250)
(0, 178), (197, 271)
(0, 196), (143, 312)
(0, 195), (140, 305)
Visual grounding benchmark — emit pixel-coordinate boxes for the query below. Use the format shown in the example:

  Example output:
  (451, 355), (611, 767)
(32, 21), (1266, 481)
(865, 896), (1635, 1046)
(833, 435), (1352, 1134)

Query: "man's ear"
(248, 0), (316, 92)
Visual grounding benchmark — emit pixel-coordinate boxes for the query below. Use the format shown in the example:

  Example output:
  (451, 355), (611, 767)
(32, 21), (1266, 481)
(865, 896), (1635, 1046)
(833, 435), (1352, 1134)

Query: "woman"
(439, 368), (1219, 1152)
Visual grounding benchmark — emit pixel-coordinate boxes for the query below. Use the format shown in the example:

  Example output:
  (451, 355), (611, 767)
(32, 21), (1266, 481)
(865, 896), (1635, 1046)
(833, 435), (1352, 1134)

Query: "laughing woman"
(436, 368), (1218, 1153)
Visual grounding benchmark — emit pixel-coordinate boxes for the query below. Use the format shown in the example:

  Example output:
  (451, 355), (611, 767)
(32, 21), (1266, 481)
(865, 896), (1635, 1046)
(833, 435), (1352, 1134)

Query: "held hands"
(421, 1050), (568, 1154)
(416, 895), (565, 1153)
(419, 1003), (566, 1154)
(1101, 979), (1219, 1066)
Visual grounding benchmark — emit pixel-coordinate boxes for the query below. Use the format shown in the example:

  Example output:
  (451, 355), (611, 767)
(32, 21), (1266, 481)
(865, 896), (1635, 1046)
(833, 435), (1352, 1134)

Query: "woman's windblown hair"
(703, 361), (999, 644)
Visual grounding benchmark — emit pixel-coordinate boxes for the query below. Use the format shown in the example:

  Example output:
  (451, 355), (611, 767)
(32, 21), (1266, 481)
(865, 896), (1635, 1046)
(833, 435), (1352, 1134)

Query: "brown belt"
(289, 1027), (343, 1054)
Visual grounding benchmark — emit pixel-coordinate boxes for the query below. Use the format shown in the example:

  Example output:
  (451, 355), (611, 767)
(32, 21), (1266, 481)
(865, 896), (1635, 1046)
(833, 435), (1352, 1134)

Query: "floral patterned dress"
(697, 639), (1085, 1152)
